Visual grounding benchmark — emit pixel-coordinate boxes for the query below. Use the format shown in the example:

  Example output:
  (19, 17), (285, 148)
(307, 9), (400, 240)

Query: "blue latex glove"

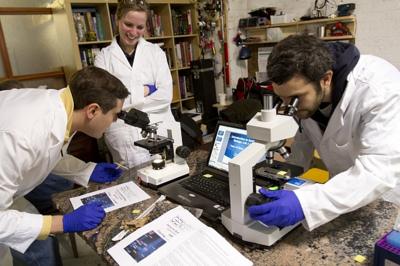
(145, 84), (158, 95)
(63, 202), (105, 233)
(247, 188), (305, 227)
(90, 163), (122, 183)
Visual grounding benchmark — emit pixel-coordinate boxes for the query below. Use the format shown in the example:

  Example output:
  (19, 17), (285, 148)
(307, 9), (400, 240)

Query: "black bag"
(220, 99), (262, 125)
(178, 113), (203, 150)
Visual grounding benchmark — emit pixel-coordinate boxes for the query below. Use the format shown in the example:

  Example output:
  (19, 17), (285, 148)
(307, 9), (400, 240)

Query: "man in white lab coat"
(247, 35), (400, 231)
(0, 66), (130, 265)
(94, 0), (182, 168)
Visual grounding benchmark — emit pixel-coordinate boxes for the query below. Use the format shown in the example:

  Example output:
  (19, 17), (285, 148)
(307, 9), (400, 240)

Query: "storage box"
(270, 14), (288, 24)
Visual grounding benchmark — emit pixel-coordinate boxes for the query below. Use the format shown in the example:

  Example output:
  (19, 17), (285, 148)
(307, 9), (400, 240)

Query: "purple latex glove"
(90, 163), (122, 183)
(63, 202), (105, 233)
(145, 84), (158, 95)
(247, 188), (305, 227)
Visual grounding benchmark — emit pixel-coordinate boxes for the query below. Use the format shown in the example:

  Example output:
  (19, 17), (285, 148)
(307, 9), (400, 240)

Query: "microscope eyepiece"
(118, 108), (150, 130)
(284, 97), (299, 116)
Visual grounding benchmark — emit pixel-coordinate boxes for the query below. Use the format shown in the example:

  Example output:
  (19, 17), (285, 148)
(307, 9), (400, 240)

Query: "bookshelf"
(241, 15), (356, 78)
(54, 0), (200, 113)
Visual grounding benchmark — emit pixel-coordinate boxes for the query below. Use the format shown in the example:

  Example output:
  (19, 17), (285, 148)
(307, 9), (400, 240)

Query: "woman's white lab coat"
(0, 88), (94, 257)
(290, 55), (400, 231)
(95, 37), (181, 167)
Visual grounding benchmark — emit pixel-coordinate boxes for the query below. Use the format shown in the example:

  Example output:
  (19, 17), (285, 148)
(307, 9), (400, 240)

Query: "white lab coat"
(95, 37), (182, 167)
(0, 88), (94, 258)
(290, 55), (400, 231)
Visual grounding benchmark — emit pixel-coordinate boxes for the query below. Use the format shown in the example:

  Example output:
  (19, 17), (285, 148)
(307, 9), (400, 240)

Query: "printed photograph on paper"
(81, 192), (114, 208)
(124, 230), (166, 262)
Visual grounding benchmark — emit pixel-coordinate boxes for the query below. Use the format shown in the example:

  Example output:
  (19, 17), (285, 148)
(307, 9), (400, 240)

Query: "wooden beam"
(0, 22), (12, 77)
(13, 70), (66, 81)
(0, 7), (53, 15)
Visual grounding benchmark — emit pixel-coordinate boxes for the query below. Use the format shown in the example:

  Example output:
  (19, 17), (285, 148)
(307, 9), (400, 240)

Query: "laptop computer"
(159, 121), (303, 221)
(158, 121), (255, 221)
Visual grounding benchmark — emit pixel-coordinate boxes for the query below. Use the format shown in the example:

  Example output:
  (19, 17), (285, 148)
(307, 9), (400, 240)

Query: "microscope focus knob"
(176, 146), (191, 159)
(245, 192), (273, 208)
(152, 158), (165, 170)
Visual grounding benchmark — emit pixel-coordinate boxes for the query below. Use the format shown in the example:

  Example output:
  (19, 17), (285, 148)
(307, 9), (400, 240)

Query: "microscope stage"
(137, 162), (189, 188)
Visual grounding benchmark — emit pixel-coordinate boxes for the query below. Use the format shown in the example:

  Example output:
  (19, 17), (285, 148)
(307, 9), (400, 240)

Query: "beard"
(296, 82), (324, 119)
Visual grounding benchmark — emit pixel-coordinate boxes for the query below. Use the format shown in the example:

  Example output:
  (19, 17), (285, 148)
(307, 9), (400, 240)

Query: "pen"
(115, 162), (129, 170)
(136, 195), (166, 220)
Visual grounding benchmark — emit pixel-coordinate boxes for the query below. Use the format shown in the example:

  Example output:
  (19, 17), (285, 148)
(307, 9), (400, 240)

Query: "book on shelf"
(179, 74), (194, 99)
(147, 9), (163, 37)
(171, 9), (193, 35)
(110, 12), (117, 36)
(80, 47), (101, 67)
(175, 42), (193, 68)
(179, 75), (186, 98)
(95, 13), (104, 40)
(72, 7), (105, 42)
(154, 42), (172, 68)
(165, 47), (173, 68)
(175, 43), (182, 68)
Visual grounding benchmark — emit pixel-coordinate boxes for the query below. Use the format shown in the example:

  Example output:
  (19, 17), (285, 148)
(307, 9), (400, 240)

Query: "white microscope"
(221, 94), (301, 246)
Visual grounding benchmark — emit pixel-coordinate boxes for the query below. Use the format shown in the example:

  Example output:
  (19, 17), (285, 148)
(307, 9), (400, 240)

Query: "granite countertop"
(52, 150), (397, 265)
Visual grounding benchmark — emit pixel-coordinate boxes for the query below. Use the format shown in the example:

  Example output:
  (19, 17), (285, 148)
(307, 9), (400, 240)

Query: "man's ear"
(85, 103), (101, 120)
(321, 70), (333, 89)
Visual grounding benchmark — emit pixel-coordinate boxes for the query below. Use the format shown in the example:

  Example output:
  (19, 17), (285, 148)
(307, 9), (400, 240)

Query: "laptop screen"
(208, 124), (254, 172)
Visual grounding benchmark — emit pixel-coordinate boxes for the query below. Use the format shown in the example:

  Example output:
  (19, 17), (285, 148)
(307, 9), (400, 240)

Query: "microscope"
(221, 94), (310, 246)
(118, 109), (190, 187)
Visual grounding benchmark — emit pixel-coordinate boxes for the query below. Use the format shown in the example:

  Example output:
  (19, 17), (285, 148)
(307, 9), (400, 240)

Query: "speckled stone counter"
(52, 150), (397, 265)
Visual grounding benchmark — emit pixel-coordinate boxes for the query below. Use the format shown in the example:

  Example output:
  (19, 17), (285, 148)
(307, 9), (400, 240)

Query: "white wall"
(226, 0), (249, 97)
(227, 0), (400, 90)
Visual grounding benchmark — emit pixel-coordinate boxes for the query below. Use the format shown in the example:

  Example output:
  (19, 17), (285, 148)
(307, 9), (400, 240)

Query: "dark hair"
(0, 79), (24, 91)
(267, 34), (334, 85)
(116, 0), (149, 21)
(69, 66), (130, 113)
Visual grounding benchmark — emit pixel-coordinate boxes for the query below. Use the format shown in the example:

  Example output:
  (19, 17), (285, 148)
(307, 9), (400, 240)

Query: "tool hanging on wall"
(196, 0), (229, 85)
(197, 0), (221, 56)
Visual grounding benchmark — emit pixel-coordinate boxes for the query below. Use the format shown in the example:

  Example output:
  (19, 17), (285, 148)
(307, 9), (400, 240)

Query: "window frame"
(0, 7), (65, 83)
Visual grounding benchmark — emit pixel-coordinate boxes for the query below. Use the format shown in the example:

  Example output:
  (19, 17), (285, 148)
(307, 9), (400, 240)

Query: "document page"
(108, 206), (252, 266)
(70, 181), (150, 212)
(257, 46), (273, 74)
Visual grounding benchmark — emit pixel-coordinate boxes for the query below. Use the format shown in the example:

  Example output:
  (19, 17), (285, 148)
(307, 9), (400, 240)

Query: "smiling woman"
(115, 0), (149, 55)
(94, 0), (181, 168)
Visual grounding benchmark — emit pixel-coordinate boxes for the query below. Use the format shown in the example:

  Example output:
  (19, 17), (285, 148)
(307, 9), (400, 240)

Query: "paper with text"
(108, 206), (253, 266)
(70, 181), (150, 212)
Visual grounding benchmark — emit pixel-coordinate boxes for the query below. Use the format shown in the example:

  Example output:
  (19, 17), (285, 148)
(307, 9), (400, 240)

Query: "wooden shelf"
(243, 16), (357, 78)
(177, 66), (191, 70)
(77, 40), (112, 45)
(244, 35), (355, 45)
(181, 96), (195, 101)
(243, 16), (356, 31)
(146, 35), (173, 40)
(174, 34), (198, 38)
(321, 35), (355, 41)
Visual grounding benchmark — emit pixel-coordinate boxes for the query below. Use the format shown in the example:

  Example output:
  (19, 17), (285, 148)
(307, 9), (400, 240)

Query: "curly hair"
(267, 34), (334, 85)
(116, 0), (150, 21)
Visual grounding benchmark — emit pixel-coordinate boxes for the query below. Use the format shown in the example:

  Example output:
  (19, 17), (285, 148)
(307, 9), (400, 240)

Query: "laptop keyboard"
(180, 175), (230, 207)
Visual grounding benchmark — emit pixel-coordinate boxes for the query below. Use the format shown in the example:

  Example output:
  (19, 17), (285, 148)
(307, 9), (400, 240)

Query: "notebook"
(158, 121), (255, 221)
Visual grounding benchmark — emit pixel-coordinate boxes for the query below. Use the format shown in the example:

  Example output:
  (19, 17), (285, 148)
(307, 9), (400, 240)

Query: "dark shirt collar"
(116, 35), (136, 66)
